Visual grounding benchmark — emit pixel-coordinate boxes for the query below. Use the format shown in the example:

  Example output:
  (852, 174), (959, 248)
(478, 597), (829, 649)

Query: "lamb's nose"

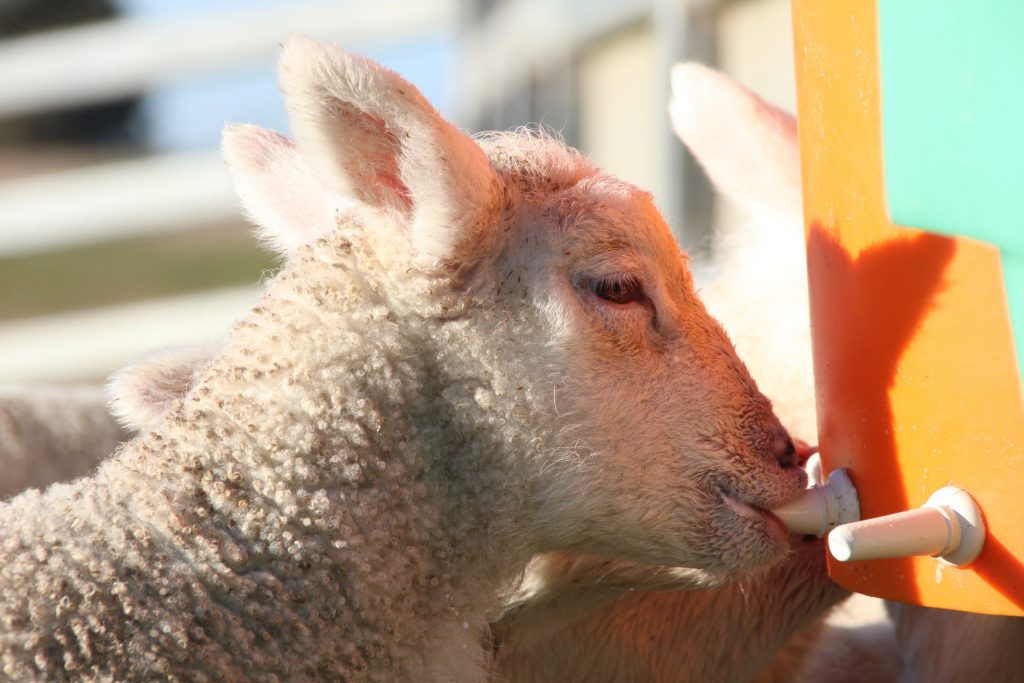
(772, 430), (799, 469)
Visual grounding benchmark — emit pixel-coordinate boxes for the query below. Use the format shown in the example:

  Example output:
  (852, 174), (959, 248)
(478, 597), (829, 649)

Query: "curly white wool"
(0, 39), (804, 682)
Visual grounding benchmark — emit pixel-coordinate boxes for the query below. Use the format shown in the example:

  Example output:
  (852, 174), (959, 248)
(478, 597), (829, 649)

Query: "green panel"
(879, 0), (1024, 381)
(879, 0), (1024, 253)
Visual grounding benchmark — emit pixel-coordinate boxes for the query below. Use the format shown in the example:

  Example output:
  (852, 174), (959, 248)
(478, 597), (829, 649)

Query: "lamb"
(0, 345), (212, 501)
(12, 56), (1007, 683)
(0, 385), (127, 499)
(494, 63), (1024, 683)
(0, 344), (209, 499)
(486, 62), (857, 683)
(0, 346), (211, 500)
(45, 61), (849, 683)
(490, 539), (847, 682)
(886, 602), (1024, 681)
(0, 37), (807, 681)
(677, 65), (1024, 683)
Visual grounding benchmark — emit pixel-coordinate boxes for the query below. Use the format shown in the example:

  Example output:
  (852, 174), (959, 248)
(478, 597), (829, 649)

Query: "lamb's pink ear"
(106, 345), (217, 432)
(222, 124), (333, 255)
(278, 35), (503, 266)
(669, 63), (801, 219)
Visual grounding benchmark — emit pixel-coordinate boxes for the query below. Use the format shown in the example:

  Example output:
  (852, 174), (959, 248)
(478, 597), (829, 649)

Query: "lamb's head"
(483, 145), (805, 572)
(216, 37), (804, 575)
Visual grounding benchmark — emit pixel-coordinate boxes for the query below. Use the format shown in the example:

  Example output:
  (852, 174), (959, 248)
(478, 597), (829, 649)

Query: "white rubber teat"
(772, 467), (860, 537)
(828, 486), (985, 566)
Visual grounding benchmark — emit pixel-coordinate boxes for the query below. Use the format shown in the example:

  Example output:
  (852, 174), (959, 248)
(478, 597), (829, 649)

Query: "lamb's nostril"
(772, 431), (799, 469)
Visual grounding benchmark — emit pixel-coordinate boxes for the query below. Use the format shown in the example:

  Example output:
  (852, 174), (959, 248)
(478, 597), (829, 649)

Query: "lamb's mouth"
(720, 490), (788, 539)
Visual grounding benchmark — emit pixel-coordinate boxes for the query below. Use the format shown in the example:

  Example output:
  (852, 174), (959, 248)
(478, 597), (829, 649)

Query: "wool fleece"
(0, 38), (804, 682)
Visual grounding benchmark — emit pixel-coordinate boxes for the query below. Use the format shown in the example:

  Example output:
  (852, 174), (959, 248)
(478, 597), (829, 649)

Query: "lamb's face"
(217, 37), (804, 576)
(481, 167), (805, 573)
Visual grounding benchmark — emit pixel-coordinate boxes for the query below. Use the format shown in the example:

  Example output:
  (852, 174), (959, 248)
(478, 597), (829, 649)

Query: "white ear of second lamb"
(276, 35), (502, 266)
(672, 64), (816, 441)
(669, 62), (801, 220)
(106, 344), (218, 432)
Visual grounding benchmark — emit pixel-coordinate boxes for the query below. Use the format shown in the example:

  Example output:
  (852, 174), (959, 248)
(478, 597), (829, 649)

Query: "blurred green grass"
(0, 227), (279, 321)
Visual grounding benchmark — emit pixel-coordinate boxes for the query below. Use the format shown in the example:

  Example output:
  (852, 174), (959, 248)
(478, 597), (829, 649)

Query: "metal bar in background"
(0, 0), (457, 118)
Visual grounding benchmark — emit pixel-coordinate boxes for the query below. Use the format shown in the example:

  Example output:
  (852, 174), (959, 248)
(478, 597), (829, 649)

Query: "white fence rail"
(0, 0), (457, 256)
(0, 0), (457, 118)
(0, 287), (255, 383)
(0, 1), (454, 383)
(0, 151), (234, 257)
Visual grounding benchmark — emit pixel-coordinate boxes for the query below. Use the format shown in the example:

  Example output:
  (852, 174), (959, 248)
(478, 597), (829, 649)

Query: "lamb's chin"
(723, 493), (788, 535)
(713, 492), (792, 569)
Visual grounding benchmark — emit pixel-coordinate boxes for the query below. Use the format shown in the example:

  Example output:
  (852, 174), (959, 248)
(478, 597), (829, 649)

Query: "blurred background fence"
(0, 0), (794, 384)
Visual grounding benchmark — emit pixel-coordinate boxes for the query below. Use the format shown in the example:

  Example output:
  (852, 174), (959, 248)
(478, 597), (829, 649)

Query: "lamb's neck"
(123, 242), (538, 673)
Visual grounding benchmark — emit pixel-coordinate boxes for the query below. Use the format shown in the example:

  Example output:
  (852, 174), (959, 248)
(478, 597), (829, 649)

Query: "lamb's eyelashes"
(569, 274), (659, 338)
(571, 268), (647, 307)
(589, 274), (645, 305)
(577, 272), (671, 342)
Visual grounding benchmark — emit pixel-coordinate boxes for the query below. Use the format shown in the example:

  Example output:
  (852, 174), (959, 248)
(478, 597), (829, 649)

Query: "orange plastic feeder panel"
(790, 0), (1024, 615)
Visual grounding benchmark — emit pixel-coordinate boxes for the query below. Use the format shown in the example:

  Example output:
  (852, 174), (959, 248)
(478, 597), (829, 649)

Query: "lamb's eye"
(591, 276), (644, 304)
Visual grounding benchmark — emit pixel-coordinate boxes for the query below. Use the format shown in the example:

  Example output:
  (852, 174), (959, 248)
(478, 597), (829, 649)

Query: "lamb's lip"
(720, 490), (789, 538)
